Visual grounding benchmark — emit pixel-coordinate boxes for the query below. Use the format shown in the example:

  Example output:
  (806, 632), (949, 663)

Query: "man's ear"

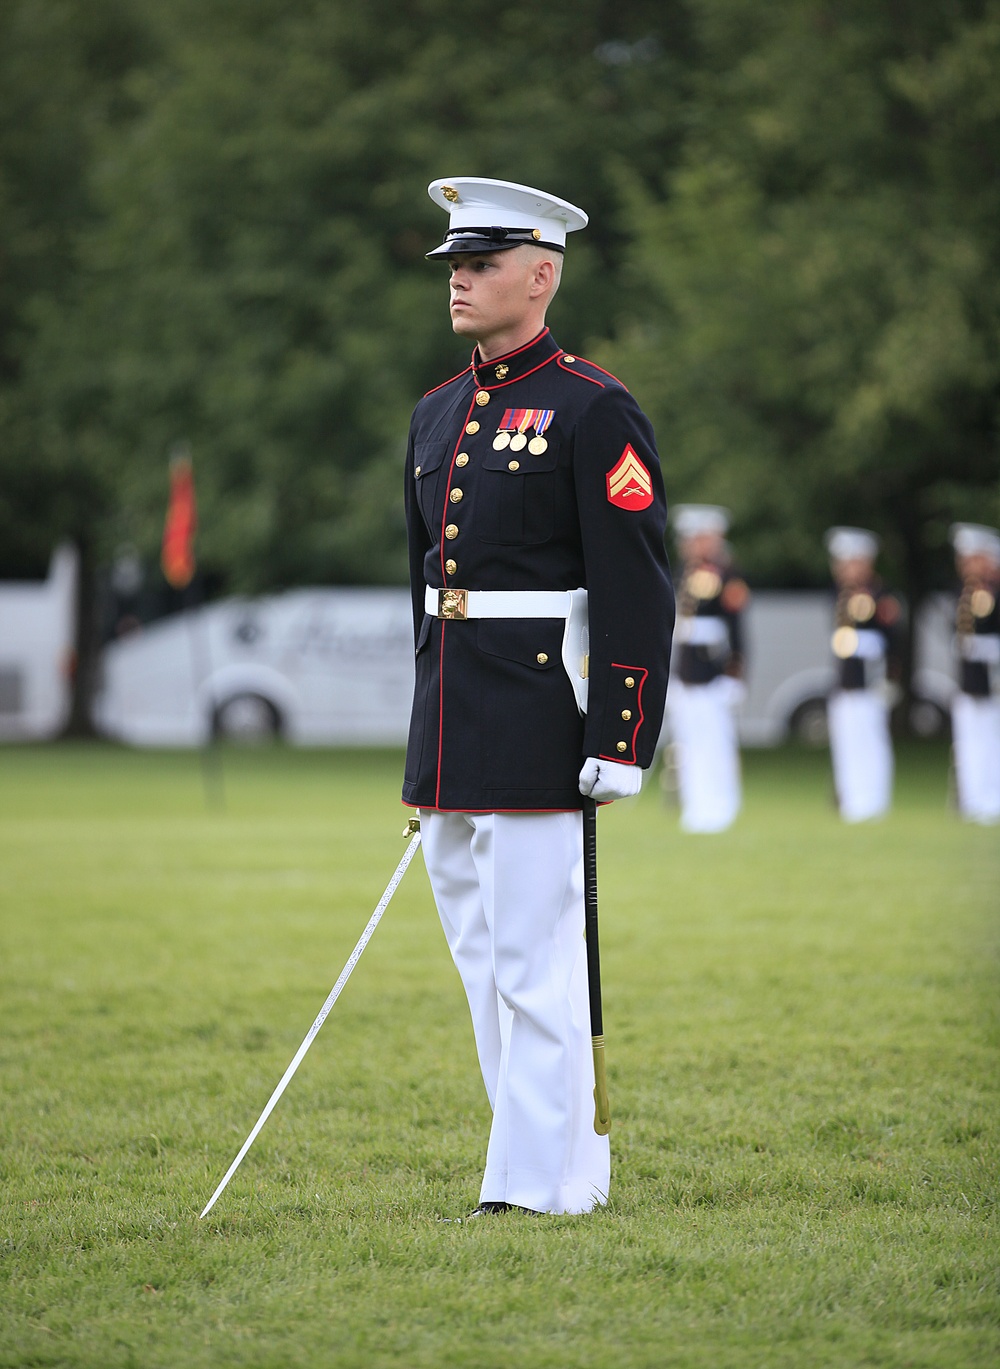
(527, 256), (556, 299)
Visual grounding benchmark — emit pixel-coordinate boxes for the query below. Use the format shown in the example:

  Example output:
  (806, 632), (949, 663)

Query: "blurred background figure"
(664, 505), (749, 833)
(825, 527), (902, 823)
(949, 523), (1000, 825)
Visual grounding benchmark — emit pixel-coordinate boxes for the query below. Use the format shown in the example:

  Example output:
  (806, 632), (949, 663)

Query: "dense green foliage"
(0, 743), (997, 1367)
(3, 1), (997, 590)
(601, 0), (1000, 594)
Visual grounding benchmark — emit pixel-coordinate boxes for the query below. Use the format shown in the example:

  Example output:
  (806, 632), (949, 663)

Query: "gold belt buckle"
(438, 587), (468, 620)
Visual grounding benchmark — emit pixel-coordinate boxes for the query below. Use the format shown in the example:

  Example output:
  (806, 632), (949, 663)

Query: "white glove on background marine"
(578, 757), (643, 802)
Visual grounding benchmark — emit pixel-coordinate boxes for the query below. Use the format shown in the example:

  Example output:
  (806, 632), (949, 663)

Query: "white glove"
(578, 757), (643, 802)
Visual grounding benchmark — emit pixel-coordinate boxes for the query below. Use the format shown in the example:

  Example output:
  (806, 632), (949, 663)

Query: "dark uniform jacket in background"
(955, 577), (1000, 697)
(402, 328), (675, 812)
(675, 562), (749, 685)
(832, 581), (902, 691)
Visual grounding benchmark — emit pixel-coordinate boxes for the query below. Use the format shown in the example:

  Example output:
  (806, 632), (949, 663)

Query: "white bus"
(94, 586), (416, 746)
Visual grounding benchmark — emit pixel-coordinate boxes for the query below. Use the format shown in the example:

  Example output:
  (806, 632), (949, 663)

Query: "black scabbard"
(582, 795), (611, 1135)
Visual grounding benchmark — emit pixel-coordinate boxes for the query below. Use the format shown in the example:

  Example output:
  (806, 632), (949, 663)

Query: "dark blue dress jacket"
(402, 328), (675, 812)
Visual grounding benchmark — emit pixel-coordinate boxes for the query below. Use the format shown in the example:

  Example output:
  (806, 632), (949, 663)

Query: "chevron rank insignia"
(606, 444), (653, 510)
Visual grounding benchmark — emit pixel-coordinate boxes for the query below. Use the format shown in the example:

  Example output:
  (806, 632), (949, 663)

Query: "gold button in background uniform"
(456, 453), (469, 467)
(475, 390), (490, 406)
(445, 524), (459, 540)
(971, 588), (995, 617)
(465, 421), (480, 435)
(414, 465), (422, 478)
(445, 559), (457, 574)
(450, 488), (463, 503)
(508, 460), (520, 471)
(616, 742), (628, 753)
(625, 676), (635, 688)
(621, 709), (632, 721)
(536, 653), (548, 665)
(847, 591), (876, 622)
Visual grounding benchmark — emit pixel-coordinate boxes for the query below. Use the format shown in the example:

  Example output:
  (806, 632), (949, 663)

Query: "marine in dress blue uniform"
(949, 523), (1000, 824)
(664, 505), (749, 832)
(825, 527), (902, 822)
(403, 178), (674, 1216)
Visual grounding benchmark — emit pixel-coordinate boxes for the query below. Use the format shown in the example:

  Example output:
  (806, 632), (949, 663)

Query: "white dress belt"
(425, 585), (574, 620)
(676, 615), (729, 646)
(836, 627), (886, 660)
(424, 583), (592, 716)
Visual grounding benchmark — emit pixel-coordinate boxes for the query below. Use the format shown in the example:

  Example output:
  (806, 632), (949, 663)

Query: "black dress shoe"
(468, 1202), (542, 1218)
(438, 1201), (542, 1224)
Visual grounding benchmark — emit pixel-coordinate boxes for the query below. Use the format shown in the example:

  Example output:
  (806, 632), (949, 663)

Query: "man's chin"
(451, 313), (477, 337)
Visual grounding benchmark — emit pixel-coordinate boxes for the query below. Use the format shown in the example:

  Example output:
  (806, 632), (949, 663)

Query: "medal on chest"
(492, 408), (555, 454)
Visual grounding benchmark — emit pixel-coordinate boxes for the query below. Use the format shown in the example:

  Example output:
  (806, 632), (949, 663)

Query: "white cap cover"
(951, 522), (1000, 561)
(671, 504), (731, 539)
(825, 526), (880, 561)
(426, 177), (588, 257)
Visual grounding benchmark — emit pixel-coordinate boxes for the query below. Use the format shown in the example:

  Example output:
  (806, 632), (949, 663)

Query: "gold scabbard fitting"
(592, 1036), (612, 1135)
(402, 817), (421, 838)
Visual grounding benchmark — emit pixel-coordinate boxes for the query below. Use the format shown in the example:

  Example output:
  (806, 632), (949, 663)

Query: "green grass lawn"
(0, 742), (996, 1368)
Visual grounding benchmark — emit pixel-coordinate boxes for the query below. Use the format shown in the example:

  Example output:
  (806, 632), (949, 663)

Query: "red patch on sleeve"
(606, 445), (653, 510)
(876, 595), (901, 626)
(721, 578), (750, 612)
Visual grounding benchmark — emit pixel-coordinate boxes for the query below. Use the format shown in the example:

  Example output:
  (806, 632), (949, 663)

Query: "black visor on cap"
(426, 226), (566, 259)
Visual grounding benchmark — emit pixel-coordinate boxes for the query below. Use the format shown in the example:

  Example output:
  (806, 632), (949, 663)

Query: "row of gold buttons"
(617, 675), (637, 751)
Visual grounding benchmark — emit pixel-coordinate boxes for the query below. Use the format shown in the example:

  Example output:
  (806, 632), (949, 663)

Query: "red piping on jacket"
(599, 664), (648, 764)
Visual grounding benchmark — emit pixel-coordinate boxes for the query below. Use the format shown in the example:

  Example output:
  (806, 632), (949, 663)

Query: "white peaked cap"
(426, 177), (588, 257)
(825, 526), (880, 561)
(951, 522), (1000, 561)
(671, 504), (731, 538)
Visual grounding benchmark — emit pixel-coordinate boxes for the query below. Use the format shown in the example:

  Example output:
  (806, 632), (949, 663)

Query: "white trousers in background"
(827, 689), (894, 822)
(666, 677), (742, 833)
(420, 809), (610, 1215)
(952, 692), (1000, 824)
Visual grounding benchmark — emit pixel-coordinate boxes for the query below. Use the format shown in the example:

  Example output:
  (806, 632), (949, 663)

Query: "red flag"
(161, 453), (197, 589)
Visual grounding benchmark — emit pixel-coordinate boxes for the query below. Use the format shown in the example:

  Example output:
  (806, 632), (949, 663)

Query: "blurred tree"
(33, 0), (692, 599)
(599, 0), (1000, 608)
(0, 0), (160, 730)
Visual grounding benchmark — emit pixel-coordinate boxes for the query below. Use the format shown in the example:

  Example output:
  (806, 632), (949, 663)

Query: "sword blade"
(199, 830), (422, 1218)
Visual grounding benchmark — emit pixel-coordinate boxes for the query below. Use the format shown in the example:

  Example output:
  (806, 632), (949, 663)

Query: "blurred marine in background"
(664, 505), (749, 833)
(949, 523), (1000, 825)
(402, 177), (674, 1217)
(824, 527), (902, 823)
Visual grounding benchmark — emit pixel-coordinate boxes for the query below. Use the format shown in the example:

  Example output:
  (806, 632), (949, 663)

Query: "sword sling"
(582, 795), (611, 1135)
(199, 822), (422, 1219)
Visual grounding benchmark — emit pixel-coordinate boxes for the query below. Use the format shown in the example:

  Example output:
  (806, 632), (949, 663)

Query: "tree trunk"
(61, 533), (101, 738)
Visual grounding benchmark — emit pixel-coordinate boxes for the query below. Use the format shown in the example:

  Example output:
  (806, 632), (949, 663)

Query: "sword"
(199, 819), (423, 1218)
(582, 795), (611, 1135)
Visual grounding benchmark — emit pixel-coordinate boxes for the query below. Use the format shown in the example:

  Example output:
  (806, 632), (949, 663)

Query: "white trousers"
(666, 677), (742, 833)
(952, 692), (1000, 824)
(828, 689), (893, 822)
(420, 809), (610, 1214)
